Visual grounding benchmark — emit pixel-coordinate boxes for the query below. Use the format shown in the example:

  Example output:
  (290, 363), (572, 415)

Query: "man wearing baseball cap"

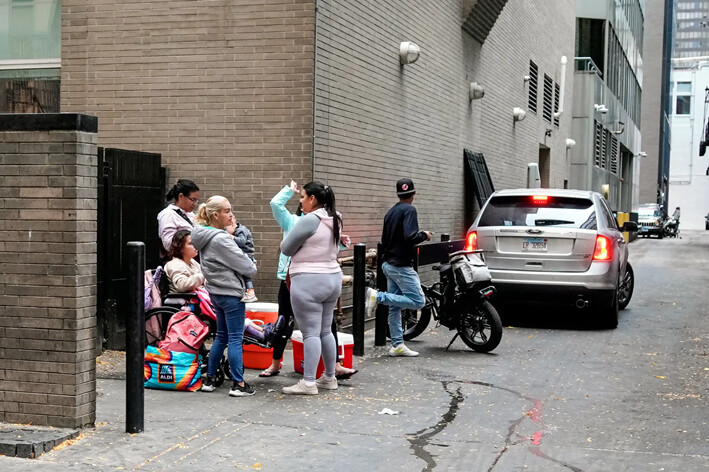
(365, 178), (432, 357)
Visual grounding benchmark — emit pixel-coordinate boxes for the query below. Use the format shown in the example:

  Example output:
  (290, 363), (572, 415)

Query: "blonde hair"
(195, 195), (229, 227)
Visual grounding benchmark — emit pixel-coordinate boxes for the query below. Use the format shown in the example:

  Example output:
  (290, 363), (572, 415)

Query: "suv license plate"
(522, 238), (547, 252)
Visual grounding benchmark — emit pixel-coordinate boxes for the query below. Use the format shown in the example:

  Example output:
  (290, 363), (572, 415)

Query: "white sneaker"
(282, 379), (318, 395)
(388, 344), (419, 357)
(365, 287), (378, 319)
(315, 376), (338, 390)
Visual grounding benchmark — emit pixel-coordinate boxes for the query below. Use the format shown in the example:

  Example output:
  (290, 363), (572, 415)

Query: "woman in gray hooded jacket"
(191, 196), (257, 397)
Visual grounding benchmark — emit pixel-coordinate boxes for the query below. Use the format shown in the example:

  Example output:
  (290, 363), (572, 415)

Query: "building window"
(0, 0), (61, 113)
(528, 61), (538, 114)
(675, 81), (692, 115)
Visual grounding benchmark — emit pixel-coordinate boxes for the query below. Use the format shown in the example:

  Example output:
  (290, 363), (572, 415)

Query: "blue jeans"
(207, 294), (245, 384)
(379, 262), (425, 348)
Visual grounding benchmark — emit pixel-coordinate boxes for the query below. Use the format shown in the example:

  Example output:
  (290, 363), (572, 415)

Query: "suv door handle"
(526, 229), (543, 235)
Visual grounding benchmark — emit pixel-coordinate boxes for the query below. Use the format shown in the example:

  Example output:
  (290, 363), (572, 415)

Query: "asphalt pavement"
(1, 230), (708, 472)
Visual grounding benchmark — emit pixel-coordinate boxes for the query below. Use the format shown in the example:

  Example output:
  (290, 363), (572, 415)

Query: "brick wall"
(0, 114), (98, 428)
(61, 0), (316, 298)
(314, 0), (576, 247)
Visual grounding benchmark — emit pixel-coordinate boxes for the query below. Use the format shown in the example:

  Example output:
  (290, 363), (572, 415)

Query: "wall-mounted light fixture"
(469, 82), (485, 100)
(513, 107), (526, 122)
(523, 75), (530, 82)
(565, 138), (576, 149)
(594, 104), (608, 114)
(610, 121), (625, 135)
(399, 42), (421, 65)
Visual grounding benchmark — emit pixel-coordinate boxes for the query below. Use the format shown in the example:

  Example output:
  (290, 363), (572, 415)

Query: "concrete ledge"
(0, 113), (97, 133)
(0, 424), (79, 458)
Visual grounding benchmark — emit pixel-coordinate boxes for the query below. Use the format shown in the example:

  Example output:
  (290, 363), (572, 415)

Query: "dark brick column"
(0, 114), (98, 428)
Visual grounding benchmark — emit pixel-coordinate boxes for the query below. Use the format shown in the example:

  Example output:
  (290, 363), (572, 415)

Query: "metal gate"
(97, 148), (164, 350)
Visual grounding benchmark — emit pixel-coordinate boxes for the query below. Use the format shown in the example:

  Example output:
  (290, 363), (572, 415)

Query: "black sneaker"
(201, 375), (216, 392)
(229, 381), (255, 397)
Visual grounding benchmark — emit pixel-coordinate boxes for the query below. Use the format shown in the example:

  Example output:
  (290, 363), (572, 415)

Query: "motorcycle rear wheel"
(457, 300), (502, 353)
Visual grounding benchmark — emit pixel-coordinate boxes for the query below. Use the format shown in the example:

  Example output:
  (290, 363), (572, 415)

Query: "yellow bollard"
(616, 212), (630, 242)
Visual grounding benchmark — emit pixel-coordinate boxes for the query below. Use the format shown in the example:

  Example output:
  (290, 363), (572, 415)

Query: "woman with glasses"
(158, 179), (200, 253)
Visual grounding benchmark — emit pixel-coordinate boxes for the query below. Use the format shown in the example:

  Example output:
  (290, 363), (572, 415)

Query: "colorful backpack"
(158, 311), (209, 354)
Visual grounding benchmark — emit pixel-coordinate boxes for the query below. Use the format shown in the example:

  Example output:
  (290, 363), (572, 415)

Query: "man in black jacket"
(366, 179), (431, 357)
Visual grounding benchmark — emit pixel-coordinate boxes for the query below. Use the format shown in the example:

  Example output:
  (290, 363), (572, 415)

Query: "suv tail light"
(592, 235), (612, 261)
(464, 231), (478, 251)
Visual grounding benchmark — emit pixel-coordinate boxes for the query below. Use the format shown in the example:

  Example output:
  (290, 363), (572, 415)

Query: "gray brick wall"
(0, 118), (98, 428)
(314, 0), (576, 248)
(61, 0), (316, 298)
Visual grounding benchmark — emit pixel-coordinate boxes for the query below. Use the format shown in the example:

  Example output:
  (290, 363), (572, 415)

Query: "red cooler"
(291, 330), (354, 378)
(243, 302), (280, 369)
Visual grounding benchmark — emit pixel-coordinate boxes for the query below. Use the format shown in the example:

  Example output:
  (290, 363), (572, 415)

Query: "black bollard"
(126, 242), (145, 434)
(352, 243), (366, 356)
(374, 243), (388, 346)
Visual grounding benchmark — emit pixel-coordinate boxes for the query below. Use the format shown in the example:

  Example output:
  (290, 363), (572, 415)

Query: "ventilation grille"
(610, 136), (619, 174)
(528, 61), (538, 114)
(543, 74), (553, 123)
(553, 82), (560, 127)
(594, 120), (603, 167)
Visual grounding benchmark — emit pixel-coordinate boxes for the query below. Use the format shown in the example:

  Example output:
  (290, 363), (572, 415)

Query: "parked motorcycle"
(398, 250), (503, 352)
(662, 218), (679, 238)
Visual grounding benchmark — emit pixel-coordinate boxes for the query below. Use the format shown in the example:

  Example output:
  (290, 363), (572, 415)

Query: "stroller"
(144, 268), (292, 387)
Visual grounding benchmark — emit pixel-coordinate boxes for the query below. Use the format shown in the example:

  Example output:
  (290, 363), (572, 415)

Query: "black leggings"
(272, 280), (339, 360)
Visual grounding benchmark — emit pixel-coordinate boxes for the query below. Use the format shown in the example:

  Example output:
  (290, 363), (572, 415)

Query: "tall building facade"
(640, 0), (676, 206)
(571, 0), (645, 211)
(667, 61), (709, 229)
(674, 0), (709, 58)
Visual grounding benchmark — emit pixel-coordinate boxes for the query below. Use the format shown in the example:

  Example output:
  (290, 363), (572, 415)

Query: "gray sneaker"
(229, 381), (255, 397)
(315, 376), (338, 390)
(365, 287), (378, 319)
(201, 376), (216, 392)
(388, 343), (419, 357)
(282, 379), (318, 395)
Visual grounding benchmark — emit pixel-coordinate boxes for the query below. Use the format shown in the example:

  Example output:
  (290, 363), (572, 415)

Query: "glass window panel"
(676, 96), (691, 115)
(0, 67), (59, 113)
(677, 82), (692, 94)
(0, 0), (61, 61)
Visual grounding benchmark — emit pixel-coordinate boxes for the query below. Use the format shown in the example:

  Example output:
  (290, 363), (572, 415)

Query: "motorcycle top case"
(450, 251), (491, 290)
(144, 345), (202, 392)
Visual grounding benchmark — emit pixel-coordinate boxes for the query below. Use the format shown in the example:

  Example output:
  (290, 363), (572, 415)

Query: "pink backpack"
(158, 311), (209, 354)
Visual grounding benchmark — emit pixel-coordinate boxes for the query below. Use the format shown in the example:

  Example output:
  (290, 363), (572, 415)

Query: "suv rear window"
(478, 196), (597, 229)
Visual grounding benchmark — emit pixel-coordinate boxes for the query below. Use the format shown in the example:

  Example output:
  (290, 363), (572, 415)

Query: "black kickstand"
(445, 333), (459, 351)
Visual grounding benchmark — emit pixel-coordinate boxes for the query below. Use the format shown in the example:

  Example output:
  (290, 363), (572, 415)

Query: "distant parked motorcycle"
(397, 250), (503, 353)
(662, 218), (679, 238)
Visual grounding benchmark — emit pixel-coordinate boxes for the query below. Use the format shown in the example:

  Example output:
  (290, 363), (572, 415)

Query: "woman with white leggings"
(280, 181), (343, 395)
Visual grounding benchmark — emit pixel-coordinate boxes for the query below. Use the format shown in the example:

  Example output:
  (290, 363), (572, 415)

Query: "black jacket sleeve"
(403, 207), (426, 245)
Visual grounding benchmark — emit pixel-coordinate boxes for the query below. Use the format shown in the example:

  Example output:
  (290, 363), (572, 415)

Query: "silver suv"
(465, 189), (637, 328)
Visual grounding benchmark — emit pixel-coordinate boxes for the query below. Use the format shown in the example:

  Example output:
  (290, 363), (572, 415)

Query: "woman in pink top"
(279, 181), (343, 395)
